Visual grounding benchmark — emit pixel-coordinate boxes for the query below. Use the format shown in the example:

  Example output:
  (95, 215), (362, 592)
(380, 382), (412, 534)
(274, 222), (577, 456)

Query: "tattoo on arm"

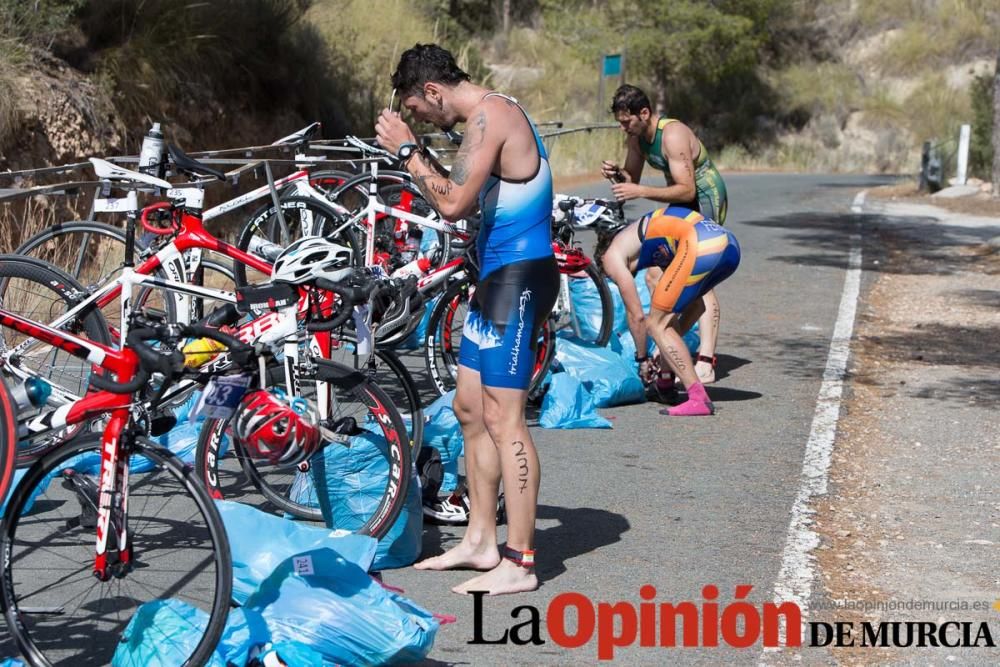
(451, 110), (487, 186)
(682, 152), (694, 181)
(512, 440), (529, 493)
(409, 153), (451, 209)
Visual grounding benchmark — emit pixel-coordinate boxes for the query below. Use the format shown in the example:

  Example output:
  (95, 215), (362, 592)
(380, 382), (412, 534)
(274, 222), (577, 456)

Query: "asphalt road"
(0, 171), (901, 665)
(387, 171), (898, 666)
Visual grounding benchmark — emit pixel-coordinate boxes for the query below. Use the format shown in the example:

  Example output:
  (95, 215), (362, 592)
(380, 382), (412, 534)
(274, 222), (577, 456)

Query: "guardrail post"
(956, 123), (971, 185)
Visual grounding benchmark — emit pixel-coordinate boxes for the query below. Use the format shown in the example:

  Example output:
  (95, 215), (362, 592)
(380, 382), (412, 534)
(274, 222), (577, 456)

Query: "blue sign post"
(597, 52), (626, 120)
(603, 54), (622, 77)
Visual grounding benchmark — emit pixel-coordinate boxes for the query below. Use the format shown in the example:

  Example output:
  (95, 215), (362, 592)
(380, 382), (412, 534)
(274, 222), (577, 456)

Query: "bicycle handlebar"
(140, 201), (176, 235)
(90, 323), (255, 395)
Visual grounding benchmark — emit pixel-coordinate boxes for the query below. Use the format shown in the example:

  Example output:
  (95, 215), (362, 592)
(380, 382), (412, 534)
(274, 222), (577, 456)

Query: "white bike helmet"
(271, 237), (353, 285)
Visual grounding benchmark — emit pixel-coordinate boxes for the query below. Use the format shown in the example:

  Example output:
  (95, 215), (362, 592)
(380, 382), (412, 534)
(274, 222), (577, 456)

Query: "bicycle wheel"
(325, 345), (424, 457)
(194, 360), (412, 535)
(325, 174), (453, 270)
(552, 261), (614, 347)
(0, 375), (17, 506)
(12, 220), (179, 326)
(233, 196), (362, 287)
(424, 276), (553, 397)
(0, 255), (112, 402)
(1, 434), (232, 667)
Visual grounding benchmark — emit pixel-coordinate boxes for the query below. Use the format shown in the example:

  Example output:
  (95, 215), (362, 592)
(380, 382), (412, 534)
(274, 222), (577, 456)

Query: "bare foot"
(452, 559), (538, 595)
(413, 542), (500, 571)
(695, 359), (716, 384)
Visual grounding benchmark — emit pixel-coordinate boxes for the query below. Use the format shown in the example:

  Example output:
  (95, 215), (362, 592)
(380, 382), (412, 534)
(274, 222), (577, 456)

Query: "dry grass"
(545, 128), (623, 181)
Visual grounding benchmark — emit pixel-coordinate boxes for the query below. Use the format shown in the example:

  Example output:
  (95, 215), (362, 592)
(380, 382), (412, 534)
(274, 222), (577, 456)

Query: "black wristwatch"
(635, 354), (648, 363)
(397, 142), (420, 166)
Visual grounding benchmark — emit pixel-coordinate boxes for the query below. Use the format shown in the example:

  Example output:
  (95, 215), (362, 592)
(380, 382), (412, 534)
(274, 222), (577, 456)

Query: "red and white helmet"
(233, 390), (320, 466)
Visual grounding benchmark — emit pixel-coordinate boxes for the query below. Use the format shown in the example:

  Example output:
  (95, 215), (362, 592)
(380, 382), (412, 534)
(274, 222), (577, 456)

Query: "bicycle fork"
(92, 408), (133, 582)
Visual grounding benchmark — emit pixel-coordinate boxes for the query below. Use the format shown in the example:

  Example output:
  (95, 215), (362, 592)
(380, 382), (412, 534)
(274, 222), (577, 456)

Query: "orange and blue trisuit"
(635, 205), (741, 313)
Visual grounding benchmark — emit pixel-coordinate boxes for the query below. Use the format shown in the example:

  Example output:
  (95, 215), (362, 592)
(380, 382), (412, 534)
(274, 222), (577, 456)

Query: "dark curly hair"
(610, 84), (651, 115)
(391, 44), (471, 98)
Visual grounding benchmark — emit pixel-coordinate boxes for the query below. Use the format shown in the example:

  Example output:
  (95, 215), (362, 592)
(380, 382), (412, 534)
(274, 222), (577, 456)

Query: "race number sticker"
(293, 555), (315, 576)
(575, 203), (606, 226)
(193, 374), (252, 420)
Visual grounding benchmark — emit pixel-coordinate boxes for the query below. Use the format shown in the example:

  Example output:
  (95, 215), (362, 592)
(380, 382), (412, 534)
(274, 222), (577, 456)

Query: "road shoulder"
(813, 196), (1000, 663)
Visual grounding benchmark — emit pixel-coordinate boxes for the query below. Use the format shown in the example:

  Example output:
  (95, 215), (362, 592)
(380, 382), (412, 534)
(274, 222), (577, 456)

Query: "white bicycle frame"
(4, 186), (331, 419)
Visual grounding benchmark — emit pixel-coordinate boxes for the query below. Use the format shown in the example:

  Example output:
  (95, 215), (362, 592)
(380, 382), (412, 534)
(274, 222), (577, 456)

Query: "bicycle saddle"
(89, 158), (172, 189)
(167, 144), (227, 181)
(271, 122), (322, 146)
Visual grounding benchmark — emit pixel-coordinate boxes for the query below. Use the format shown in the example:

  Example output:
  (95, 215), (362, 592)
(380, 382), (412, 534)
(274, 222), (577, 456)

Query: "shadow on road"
(742, 212), (1000, 276)
(418, 505), (629, 591)
(705, 386), (762, 403)
(715, 353), (750, 382)
(534, 505), (629, 584)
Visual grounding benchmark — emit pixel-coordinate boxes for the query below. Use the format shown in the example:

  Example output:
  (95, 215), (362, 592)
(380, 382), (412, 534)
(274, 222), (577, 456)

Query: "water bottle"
(402, 227), (424, 263)
(138, 122), (165, 177)
(10, 378), (52, 411)
(247, 236), (285, 262)
(392, 256), (431, 279)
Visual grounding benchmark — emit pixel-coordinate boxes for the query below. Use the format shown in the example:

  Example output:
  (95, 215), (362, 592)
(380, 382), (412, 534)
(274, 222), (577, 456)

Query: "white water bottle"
(248, 235), (285, 262)
(392, 256), (431, 279)
(138, 122), (165, 176)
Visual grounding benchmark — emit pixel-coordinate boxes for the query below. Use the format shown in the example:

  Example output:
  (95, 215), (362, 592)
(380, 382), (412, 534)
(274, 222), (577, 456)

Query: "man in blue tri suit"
(376, 44), (558, 595)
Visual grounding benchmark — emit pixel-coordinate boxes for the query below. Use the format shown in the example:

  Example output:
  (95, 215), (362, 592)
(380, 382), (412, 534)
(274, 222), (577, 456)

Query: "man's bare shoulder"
(475, 94), (528, 134)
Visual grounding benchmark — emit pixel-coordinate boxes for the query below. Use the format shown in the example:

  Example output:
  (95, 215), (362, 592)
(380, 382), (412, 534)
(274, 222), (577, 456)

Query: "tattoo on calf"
(512, 440), (529, 493)
(666, 347), (687, 372)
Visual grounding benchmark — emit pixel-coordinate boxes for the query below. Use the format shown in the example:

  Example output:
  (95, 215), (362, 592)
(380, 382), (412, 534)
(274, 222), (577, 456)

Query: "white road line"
(851, 190), (866, 213)
(762, 234), (863, 657)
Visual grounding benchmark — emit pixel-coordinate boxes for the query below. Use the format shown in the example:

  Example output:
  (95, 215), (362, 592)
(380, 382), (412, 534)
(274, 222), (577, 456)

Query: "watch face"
(399, 145), (415, 159)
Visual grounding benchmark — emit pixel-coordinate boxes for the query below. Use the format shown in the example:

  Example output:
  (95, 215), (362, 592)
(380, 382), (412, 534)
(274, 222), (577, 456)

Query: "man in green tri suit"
(601, 84), (729, 386)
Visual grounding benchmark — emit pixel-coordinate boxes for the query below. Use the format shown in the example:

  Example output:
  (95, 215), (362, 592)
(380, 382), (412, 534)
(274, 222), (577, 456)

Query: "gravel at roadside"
(813, 195), (1000, 665)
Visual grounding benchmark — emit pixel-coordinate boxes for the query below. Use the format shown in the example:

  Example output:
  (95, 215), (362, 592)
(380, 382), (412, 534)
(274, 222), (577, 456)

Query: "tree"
(993, 49), (1000, 198)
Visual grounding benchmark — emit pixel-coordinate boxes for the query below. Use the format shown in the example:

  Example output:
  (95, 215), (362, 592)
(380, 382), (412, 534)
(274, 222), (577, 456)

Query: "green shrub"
(904, 73), (972, 145)
(969, 70), (994, 179)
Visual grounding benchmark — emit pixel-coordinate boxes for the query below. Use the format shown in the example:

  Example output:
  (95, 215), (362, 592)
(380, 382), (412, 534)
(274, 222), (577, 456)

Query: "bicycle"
(420, 196), (623, 398)
(1, 157), (420, 520)
(14, 136), (362, 324)
(0, 307), (239, 665)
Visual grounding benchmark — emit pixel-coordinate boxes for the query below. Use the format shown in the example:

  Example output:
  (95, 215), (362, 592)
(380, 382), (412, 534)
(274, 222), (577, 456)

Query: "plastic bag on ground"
(252, 641), (325, 667)
(539, 373), (612, 429)
(397, 294), (439, 350)
(111, 599), (226, 667)
(553, 334), (645, 407)
(246, 547), (438, 666)
(421, 390), (463, 492)
(216, 606), (271, 667)
(568, 273), (622, 344)
(311, 431), (423, 570)
(217, 500), (377, 605)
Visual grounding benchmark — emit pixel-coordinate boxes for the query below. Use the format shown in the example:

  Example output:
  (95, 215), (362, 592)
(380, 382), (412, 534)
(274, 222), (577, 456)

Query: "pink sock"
(659, 382), (714, 416)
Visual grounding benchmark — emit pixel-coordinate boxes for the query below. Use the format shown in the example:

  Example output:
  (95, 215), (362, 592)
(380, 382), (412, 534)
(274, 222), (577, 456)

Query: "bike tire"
(233, 195), (362, 288)
(0, 255), (112, 420)
(558, 261), (614, 347)
(0, 376), (17, 507)
(1, 434), (232, 667)
(424, 275), (553, 397)
(325, 345), (424, 458)
(194, 360), (411, 536)
(324, 173), (453, 270)
(12, 220), (180, 324)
